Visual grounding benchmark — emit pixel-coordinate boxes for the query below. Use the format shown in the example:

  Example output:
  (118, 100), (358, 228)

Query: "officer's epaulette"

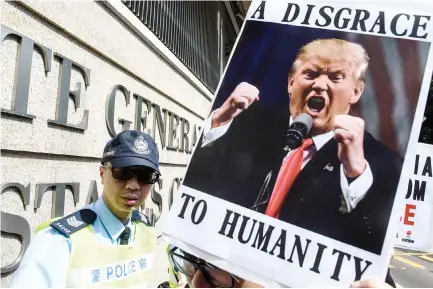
(50, 209), (97, 237)
(132, 210), (153, 227)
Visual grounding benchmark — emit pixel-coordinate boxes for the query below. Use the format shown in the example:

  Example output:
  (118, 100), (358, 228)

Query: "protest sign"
(163, 0), (433, 286)
(395, 78), (433, 252)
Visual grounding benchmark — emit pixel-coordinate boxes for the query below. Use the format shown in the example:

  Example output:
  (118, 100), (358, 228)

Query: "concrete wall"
(1, 0), (214, 286)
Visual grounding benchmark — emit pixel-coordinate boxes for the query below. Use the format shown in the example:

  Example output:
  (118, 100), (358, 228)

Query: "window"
(123, 1), (239, 92)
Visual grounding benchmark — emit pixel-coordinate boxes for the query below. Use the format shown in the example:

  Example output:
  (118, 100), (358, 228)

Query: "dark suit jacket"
(184, 105), (403, 255)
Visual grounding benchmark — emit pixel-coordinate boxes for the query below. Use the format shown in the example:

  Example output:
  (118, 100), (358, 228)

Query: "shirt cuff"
(339, 160), (373, 213)
(201, 110), (233, 147)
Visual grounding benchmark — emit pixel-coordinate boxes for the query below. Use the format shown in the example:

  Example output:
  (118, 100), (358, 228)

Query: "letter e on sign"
(404, 204), (416, 225)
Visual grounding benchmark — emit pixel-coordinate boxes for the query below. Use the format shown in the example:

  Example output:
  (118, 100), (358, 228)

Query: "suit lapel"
(266, 137), (340, 196)
(261, 137), (340, 213)
(295, 137), (340, 183)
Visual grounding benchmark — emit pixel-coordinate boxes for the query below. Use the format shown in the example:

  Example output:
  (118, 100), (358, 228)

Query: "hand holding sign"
(350, 279), (394, 288)
(333, 115), (367, 178)
(212, 82), (259, 129)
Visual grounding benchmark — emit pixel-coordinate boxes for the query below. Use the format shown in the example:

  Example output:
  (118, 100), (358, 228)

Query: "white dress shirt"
(200, 112), (373, 213)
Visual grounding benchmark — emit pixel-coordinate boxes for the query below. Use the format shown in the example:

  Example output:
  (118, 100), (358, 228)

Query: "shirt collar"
(312, 130), (334, 151)
(94, 197), (132, 242)
(289, 116), (334, 151)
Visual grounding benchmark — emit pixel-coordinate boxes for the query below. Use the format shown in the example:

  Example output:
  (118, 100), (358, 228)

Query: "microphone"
(252, 114), (313, 212)
(284, 113), (313, 151)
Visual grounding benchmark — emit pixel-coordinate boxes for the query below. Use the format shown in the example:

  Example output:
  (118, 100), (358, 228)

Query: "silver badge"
(133, 135), (151, 154)
(66, 216), (84, 227)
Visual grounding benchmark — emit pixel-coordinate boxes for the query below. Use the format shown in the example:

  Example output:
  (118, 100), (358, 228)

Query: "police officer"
(12, 130), (161, 287)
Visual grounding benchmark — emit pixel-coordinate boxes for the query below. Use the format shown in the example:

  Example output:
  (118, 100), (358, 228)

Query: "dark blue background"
(213, 21), (346, 110)
(209, 20), (430, 156)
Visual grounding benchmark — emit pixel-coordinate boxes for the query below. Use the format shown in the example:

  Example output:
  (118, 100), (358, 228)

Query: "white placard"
(395, 143), (433, 251)
(163, 0), (433, 287)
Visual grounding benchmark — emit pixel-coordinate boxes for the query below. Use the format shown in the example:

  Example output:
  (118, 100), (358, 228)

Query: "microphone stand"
(251, 170), (273, 212)
(250, 144), (296, 212)
(250, 114), (312, 213)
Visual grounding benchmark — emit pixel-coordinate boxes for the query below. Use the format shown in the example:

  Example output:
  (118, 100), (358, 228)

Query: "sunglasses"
(102, 166), (160, 184)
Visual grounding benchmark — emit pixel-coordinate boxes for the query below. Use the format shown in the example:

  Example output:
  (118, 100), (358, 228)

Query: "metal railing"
(123, 0), (237, 92)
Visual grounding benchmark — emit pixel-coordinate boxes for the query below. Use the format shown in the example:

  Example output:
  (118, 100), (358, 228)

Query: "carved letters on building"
(1, 24), (198, 274)
(1, 24), (202, 149)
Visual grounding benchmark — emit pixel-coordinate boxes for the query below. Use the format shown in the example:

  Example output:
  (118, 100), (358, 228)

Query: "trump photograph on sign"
(182, 21), (430, 256)
(163, 0), (433, 287)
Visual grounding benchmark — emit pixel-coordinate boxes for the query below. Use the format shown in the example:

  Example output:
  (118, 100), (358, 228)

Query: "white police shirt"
(11, 197), (136, 288)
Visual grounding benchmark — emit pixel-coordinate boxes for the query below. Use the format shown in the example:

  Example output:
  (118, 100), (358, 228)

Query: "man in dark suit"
(183, 38), (403, 255)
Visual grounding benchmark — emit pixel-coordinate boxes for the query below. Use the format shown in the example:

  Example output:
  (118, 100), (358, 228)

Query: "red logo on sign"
(407, 231), (412, 235)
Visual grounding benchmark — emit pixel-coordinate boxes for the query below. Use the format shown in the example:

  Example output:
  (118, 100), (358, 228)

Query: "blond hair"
(289, 39), (369, 83)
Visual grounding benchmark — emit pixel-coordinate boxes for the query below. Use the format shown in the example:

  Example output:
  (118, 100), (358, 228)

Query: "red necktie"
(265, 138), (314, 218)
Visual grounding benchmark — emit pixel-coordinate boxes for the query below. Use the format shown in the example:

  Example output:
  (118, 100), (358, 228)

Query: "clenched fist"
(333, 115), (367, 178)
(211, 82), (259, 128)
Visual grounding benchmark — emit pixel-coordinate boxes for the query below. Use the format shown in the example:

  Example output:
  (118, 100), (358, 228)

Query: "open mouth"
(307, 96), (326, 113)
(122, 196), (139, 206)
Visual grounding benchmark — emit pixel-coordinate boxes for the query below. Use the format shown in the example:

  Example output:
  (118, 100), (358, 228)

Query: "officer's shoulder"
(132, 210), (153, 227)
(50, 208), (97, 237)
